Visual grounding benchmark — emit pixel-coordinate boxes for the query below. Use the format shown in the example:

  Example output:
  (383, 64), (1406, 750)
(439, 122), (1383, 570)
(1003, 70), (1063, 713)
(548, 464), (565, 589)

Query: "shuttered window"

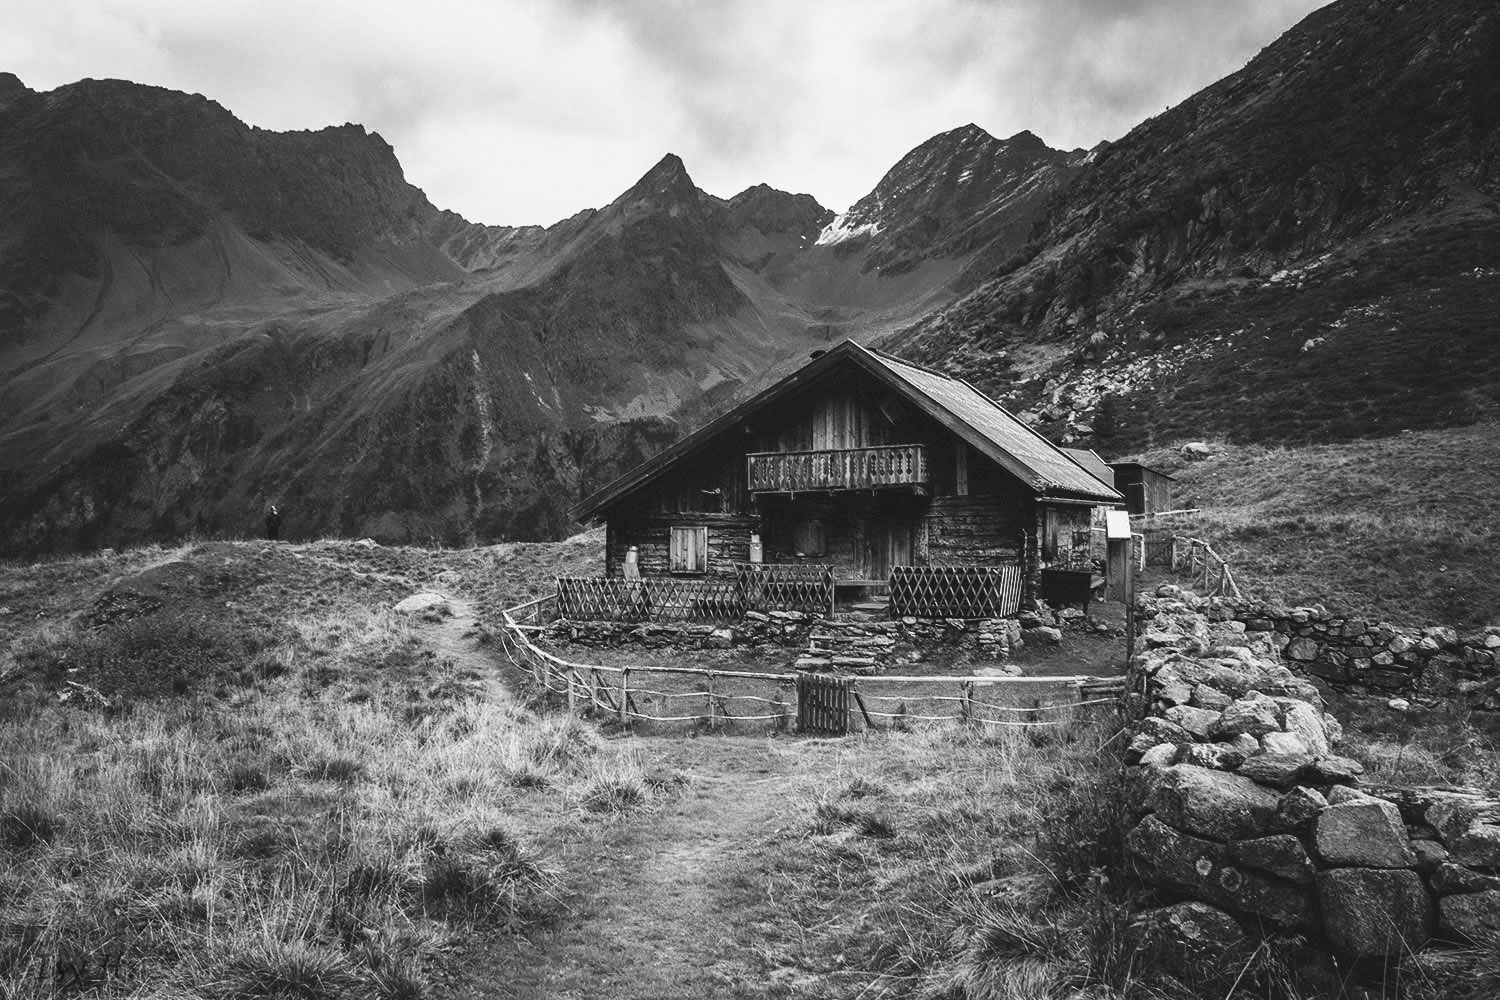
(669, 526), (708, 574)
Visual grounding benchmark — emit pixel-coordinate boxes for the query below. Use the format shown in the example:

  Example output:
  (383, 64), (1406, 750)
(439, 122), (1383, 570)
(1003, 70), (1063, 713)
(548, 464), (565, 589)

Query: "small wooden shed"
(1107, 462), (1175, 516)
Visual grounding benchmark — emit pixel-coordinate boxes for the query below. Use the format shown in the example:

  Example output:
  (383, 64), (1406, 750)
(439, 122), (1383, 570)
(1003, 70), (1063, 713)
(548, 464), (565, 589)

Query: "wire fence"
(498, 594), (1124, 734)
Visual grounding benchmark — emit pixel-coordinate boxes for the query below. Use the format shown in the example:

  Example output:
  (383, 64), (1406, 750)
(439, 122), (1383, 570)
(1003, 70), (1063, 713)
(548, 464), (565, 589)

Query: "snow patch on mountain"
(815, 213), (883, 246)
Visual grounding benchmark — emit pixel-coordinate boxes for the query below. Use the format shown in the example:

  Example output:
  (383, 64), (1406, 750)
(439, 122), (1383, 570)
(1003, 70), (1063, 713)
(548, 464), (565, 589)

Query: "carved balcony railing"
(747, 444), (929, 494)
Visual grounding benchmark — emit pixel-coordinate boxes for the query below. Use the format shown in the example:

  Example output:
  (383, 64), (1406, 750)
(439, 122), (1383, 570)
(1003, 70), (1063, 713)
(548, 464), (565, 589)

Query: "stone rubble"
(1124, 585), (1500, 973)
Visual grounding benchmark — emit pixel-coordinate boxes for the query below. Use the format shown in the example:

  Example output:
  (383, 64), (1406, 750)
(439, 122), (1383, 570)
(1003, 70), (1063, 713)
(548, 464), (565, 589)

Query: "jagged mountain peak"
(726, 183), (831, 236)
(623, 152), (696, 197)
(813, 120), (1081, 273)
(0, 72), (29, 101)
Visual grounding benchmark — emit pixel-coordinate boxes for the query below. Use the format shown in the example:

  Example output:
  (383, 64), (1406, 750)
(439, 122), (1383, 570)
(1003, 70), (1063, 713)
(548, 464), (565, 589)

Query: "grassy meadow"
(1120, 421), (1500, 629)
(2, 526), (1497, 999)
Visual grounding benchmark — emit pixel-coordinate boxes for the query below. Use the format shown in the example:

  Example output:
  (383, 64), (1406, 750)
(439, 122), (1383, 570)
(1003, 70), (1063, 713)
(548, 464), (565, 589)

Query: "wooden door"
(866, 518), (912, 581)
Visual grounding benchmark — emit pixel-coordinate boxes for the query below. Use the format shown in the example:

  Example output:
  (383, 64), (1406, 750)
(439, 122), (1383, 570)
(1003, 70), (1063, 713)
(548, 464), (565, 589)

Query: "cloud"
(0, 0), (1324, 226)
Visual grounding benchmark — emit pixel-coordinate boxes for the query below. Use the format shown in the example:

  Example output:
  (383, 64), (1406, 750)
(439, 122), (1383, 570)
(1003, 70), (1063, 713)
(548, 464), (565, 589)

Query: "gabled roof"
(1108, 461), (1177, 481)
(1061, 448), (1115, 490)
(571, 340), (1122, 520)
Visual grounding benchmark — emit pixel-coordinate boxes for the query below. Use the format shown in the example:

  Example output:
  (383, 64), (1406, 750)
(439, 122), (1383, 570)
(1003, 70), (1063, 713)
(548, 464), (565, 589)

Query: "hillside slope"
(891, 0), (1500, 452)
(0, 77), (1074, 555)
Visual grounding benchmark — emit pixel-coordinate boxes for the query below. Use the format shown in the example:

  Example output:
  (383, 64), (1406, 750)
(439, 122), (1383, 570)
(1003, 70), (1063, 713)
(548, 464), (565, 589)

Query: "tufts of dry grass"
(1121, 423), (1500, 628)
(0, 556), (612, 998)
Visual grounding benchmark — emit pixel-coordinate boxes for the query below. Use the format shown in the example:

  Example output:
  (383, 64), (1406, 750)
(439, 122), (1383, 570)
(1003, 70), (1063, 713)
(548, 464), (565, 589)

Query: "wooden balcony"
(747, 444), (929, 494)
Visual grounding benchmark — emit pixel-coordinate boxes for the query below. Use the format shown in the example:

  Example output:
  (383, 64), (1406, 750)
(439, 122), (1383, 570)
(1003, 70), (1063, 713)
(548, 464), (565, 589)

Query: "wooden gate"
(796, 673), (850, 735)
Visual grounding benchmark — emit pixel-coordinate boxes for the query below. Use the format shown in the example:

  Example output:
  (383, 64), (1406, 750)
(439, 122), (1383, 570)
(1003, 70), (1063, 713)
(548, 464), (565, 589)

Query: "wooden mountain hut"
(570, 341), (1122, 615)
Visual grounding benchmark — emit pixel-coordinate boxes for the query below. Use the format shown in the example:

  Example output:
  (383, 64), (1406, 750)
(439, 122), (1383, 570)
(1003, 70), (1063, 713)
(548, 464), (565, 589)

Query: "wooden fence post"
(617, 668), (629, 725)
(960, 681), (974, 725)
(705, 672), (717, 729)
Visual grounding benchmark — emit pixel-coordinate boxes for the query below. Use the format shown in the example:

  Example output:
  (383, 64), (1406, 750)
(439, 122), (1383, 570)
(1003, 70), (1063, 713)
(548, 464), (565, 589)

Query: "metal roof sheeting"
(572, 339), (1121, 520)
(1061, 448), (1116, 490)
(866, 348), (1119, 502)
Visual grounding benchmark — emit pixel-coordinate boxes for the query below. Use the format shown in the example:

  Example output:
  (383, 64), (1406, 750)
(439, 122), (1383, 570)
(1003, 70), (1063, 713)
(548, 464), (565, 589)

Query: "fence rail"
(497, 594), (1122, 733)
(1170, 536), (1243, 600)
(889, 564), (1023, 619)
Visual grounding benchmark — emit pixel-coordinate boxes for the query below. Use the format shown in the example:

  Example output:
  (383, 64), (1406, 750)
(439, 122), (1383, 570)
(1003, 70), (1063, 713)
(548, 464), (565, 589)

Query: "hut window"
(793, 520), (826, 557)
(1042, 508), (1060, 561)
(955, 444), (969, 496)
(669, 526), (708, 573)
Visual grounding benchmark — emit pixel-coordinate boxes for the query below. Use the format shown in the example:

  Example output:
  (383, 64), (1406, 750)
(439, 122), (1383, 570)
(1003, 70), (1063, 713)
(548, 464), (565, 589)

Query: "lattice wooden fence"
(555, 564), (835, 624)
(556, 576), (743, 624)
(888, 564), (1024, 619)
(733, 563), (835, 617)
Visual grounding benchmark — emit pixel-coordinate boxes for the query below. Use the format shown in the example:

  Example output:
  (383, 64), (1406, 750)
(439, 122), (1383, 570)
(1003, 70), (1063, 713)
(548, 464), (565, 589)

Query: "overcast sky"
(7, 0), (1325, 227)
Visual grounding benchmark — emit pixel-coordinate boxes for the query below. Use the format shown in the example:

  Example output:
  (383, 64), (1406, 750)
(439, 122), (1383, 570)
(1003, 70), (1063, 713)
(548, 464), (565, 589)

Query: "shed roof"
(1061, 448), (1115, 490)
(571, 340), (1122, 520)
(1107, 461), (1177, 481)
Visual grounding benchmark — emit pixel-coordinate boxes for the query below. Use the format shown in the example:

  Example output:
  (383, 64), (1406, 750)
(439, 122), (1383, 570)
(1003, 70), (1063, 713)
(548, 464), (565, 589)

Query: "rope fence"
(498, 594), (1124, 733)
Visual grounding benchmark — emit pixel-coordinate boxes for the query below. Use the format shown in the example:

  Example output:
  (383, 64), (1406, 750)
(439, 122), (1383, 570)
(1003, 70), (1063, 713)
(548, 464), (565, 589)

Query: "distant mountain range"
(2, 0), (1497, 556)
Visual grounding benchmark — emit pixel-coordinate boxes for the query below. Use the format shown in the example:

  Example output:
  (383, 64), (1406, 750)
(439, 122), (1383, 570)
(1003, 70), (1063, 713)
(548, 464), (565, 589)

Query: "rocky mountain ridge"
(0, 75), (1045, 554)
(892, 0), (1500, 449)
(4, 0), (1499, 555)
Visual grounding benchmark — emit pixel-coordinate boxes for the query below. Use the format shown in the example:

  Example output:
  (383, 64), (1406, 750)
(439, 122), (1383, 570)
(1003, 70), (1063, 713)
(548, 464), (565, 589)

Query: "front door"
(866, 517), (912, 581)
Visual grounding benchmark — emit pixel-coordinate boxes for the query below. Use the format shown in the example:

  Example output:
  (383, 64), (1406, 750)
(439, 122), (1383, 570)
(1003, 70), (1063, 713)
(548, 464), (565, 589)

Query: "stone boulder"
(1317, 868), (1433, 957)
(1020, 626), (1062, 646)
(1449, 824), (1500, 868)
(1315, 798), (1416, 868)
(1210, 692), (1283, 739)
(1150, 765), (1281, 841)
(1228, 835), (1317, 886)
(1127, 816), (1315, 927)
(1270, 786), (1329, 834)
(393, 592), (451, 616)
(1438, 889), (1500, 943)
(1181, 441), (1212, 460)
(1281, 702), (1333, 757)
(1128, 901), (1251, 982)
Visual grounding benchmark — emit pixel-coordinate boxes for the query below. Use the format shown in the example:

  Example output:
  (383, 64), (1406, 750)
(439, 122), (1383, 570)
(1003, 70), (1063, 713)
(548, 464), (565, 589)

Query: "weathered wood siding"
(1112, 466), (1173, 516)
(752, 372), (913, 453)
(1038, 504), (1096, 571)
(758, 494), (925, 580)
(921, 496), (1026, 566)
(607, 514), (757, 578)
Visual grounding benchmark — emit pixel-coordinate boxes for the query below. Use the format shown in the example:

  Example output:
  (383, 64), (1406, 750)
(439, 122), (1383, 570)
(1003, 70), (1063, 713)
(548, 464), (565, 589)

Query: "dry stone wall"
(1125, 586), (1500, 986)
(539, 606), (1115, 669)
(1203, 597), (1500, 711)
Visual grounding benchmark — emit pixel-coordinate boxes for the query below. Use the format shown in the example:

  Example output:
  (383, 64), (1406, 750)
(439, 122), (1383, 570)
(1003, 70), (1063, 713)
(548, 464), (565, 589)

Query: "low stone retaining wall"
(539, 607), (1119, 667)
(1124, 587), (1500, 989)
(1186, 592), (1500, 711)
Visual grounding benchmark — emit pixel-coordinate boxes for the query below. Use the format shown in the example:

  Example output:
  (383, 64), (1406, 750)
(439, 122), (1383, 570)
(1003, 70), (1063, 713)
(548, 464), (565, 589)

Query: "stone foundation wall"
(1191, 595), (1500, 711)
(538, 607), (1118, 667)
(1124, 587), (1500, 987)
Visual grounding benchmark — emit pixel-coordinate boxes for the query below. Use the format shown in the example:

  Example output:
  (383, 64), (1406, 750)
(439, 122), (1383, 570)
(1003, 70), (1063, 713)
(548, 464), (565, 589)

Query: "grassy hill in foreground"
(1122, 421), (1500, 629)
(0, 537), (1136, 999)
(2, 536), (1498, 998)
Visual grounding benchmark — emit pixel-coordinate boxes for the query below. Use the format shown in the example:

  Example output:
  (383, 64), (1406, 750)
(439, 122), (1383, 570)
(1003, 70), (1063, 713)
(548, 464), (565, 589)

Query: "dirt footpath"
(458, 735), (842, 1000)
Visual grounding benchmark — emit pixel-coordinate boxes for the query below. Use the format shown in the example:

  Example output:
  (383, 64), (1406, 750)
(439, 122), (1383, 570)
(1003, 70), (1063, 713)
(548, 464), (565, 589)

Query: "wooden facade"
(1108, 462), (1175, 516)
(575, 342), (1122, 605)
